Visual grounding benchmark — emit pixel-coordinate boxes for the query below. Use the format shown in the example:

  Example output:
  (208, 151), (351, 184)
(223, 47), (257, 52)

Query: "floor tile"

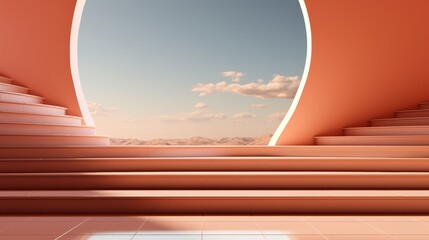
(411, 216), (429, 222)
(2, 215), (429, 239)
(57, 235), (84, 240)
(256, 222), (319, 235)
(0, 221), (79, 235)
(67, 221), (143, 235)
(89, 216), (148, 222)
(368, 222), (429, 235)
(420, 222), (429, 227)
(264, 234), (326, 240)
(302, 216), (359, 222)
(0, 235), (59, 240)
(309, 221), (383, 235)
(357, 216), (416, 222)
(61, 235), (134, 240)
(149, 216), (204, 222)
(137, 221), (203, 235)
(203, 216), (254, 222)
(392, 235), (429, 240)
(202, 235), (264, 240)
(133, 235), (201, 240)
(324, 235), (393, 240)
(253, 216), (303, 222)
(203, 221), (260, 235)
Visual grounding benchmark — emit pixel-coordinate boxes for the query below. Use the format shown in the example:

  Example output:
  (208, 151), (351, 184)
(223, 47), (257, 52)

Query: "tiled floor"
(0, 215), (429, 239)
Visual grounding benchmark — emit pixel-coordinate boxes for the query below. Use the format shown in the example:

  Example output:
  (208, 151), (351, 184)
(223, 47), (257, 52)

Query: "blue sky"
(78, 0), (306, 139)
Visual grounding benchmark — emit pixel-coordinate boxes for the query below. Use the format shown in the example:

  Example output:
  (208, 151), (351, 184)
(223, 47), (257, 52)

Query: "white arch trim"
(70, 0), (95, 127)
(269, 0), (312, 146)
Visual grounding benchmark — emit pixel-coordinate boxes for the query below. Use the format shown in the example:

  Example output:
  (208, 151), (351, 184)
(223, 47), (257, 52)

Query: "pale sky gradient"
(78, 0), (306, 139)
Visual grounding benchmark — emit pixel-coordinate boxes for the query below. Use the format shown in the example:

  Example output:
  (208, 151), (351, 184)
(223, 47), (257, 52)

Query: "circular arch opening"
(76, 0), (309, 145)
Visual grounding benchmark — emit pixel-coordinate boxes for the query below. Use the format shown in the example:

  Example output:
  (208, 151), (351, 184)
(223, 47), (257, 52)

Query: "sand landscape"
(110, 134), (273, 145)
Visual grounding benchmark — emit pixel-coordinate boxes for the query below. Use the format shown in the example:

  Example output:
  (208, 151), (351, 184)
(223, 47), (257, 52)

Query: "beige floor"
(0, 215), (428, 239)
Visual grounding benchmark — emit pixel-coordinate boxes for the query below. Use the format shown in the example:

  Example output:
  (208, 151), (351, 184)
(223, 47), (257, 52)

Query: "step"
(0, 190), (428, 214)
(2, 157), (429, 173)
(0, 135), (109, 147)
(0, 122), (96, 136)
(419, 102), (429, 109)
(0, 76), (12, 84)
(0, 112), (82, 126)
(0, 101), (67, 116)
(396, 109), (429, 118)
(2, 146), (429, 158)
(0, 82), (28, 94)
(316, 135), (429, 145)
(370, 117), (429, 126)
(344, 126), (429, 136)
(0, 91), (43, 104)
(1, 172), (429, 190)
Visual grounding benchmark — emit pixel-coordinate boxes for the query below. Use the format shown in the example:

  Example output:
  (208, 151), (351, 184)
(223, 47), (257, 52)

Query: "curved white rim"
(70, 0), (95, 127)
(268, 0), (312, 146)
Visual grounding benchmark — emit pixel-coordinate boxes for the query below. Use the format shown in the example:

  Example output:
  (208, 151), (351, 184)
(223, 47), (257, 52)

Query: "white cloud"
(86, 101), (118, 116)
(222, 71), (245, 83)
(192, 74), (300, 98)
(232, 112), (257, 122)
(250, 103), (269, 108)
(155, 110), (226, 122)
(194, 102), (207, 109)
(268, 110), (288, 121)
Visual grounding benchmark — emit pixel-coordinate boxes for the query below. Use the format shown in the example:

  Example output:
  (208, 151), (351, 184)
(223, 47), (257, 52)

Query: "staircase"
(1, 74), (429, 214)
(1, 145), (429, 214)
(0, 76), (109, 146)
(316, 102), (429, 145)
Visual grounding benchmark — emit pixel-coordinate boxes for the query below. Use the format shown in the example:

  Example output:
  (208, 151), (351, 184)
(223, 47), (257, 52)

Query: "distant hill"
(110, 134), (273, 145)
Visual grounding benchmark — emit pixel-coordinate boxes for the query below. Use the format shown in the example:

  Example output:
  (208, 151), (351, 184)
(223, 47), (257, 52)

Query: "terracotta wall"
(273, 0), (429, 145)
(0, 0), (88, 121)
